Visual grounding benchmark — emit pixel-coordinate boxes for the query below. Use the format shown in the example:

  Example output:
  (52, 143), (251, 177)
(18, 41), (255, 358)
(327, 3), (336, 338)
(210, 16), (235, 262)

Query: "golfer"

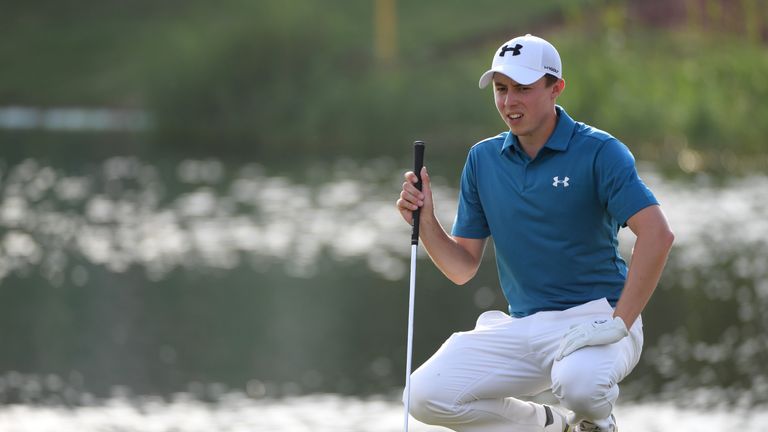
(396, 34), (674, 432)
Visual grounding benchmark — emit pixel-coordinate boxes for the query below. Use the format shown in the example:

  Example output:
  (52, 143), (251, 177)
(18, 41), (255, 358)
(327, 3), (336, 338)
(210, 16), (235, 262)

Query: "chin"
(509, 125), (526, 135)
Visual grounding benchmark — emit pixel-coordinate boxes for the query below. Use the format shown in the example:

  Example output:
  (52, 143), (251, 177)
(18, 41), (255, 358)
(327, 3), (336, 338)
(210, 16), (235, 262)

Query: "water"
(0, 106), (151, 132)
(0, 156), (767, 428)
(0, 157), (415, 282)
(3, 157), (767, 284)
(0, 394), (766, 431)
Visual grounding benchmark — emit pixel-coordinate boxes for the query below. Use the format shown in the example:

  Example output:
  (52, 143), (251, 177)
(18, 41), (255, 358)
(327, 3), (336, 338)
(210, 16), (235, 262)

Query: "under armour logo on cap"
(499, 43), (523, 57)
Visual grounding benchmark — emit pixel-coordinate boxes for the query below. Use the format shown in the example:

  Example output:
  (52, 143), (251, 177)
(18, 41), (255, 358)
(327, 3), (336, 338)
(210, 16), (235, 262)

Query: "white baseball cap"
(478, 34), (562, 88)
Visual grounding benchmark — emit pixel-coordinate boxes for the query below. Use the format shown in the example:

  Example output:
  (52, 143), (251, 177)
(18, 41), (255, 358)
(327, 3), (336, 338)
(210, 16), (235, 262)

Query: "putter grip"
(411, 141), (426, 245)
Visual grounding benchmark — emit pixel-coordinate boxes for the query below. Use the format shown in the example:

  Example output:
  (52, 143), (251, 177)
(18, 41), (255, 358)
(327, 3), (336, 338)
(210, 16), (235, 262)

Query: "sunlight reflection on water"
(0, 158), (421, 281)
(0, 394), (765, 432)
(1, 157), (768, 409)
(2, 157), (767, 285)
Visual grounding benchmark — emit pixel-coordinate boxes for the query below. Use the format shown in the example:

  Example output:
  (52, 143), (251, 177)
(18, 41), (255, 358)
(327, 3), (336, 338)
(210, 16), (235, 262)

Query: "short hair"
(544, 74), (560, 87)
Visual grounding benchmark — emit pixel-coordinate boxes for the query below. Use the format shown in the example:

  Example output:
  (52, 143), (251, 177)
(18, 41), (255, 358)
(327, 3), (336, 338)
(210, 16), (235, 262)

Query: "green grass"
(554, 29), (768, 174)
(1, 0), (767, 174)
(0, 0), (583, 104)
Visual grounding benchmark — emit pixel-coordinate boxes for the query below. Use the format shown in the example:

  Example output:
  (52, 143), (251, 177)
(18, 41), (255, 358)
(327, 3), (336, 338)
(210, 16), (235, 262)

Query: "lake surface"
(0, 156), (766, 426)
(0, 394), (766, 431)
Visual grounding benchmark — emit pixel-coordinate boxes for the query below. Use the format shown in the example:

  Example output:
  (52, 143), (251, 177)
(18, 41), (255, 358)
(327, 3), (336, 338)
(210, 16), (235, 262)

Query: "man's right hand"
(396, 166), (434, 225)
(396, 166), (487, 285)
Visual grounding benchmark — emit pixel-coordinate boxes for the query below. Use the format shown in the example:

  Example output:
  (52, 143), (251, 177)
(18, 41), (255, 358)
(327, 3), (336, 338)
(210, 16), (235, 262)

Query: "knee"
(403, 370), (460, 424)
(552, 371), (615, 420)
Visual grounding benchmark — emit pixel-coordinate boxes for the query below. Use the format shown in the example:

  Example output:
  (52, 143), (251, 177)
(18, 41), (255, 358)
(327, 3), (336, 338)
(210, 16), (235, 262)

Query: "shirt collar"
(500, 105), (576, 155)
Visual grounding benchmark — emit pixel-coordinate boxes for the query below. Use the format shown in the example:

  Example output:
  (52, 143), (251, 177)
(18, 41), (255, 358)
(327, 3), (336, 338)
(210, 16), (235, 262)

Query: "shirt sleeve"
(451, 150), (491, 239)
(595, 138), (659, 226)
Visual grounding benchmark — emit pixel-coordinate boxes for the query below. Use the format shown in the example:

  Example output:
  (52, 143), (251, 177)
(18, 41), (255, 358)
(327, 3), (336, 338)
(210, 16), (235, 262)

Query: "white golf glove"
(555, 316), (628, 361)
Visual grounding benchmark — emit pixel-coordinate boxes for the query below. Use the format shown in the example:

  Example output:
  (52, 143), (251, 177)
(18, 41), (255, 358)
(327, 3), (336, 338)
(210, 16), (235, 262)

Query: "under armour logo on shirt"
(499, 43), (523, 57)
(552, 176), (570, 187)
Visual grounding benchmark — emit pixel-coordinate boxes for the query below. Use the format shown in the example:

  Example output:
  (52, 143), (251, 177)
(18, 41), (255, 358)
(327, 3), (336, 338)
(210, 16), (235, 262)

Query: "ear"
(551, 79), (565, 99)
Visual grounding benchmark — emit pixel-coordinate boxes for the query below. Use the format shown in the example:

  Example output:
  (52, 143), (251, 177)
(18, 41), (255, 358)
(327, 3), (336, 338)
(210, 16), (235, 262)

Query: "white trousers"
(406, 298), (644, 432)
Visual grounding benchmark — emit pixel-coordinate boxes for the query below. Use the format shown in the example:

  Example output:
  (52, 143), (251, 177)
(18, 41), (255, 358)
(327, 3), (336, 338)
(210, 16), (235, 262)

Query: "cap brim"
(478, 66), (545, 88)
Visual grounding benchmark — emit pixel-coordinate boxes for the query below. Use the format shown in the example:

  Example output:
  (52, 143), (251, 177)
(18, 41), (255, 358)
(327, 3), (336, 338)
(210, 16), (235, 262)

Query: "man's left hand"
(555, 316), (629, 361)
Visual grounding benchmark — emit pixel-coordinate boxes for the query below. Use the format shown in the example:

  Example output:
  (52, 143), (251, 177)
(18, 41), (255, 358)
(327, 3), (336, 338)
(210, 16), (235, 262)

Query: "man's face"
(493, 73), (563, 138)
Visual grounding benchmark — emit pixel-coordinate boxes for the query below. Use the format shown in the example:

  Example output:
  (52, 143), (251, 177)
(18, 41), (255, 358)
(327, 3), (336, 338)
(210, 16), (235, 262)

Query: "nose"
(502, 90), (518, 108)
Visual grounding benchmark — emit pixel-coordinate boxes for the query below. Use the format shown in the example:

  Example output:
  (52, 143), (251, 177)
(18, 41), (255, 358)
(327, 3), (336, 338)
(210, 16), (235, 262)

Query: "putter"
(404, 140), (425, 432)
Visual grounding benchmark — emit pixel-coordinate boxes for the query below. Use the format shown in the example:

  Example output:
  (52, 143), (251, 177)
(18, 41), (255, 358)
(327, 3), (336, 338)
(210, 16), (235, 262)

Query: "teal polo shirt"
(452, 106), (658, 317)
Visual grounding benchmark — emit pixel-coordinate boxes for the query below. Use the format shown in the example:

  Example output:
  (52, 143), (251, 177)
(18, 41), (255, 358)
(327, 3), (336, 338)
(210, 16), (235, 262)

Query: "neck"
(518, 108), (558, 159)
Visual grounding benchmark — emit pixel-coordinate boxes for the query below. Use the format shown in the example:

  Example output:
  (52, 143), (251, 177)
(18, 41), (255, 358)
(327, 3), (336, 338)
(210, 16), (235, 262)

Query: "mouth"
(507, 113), (523, 123)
